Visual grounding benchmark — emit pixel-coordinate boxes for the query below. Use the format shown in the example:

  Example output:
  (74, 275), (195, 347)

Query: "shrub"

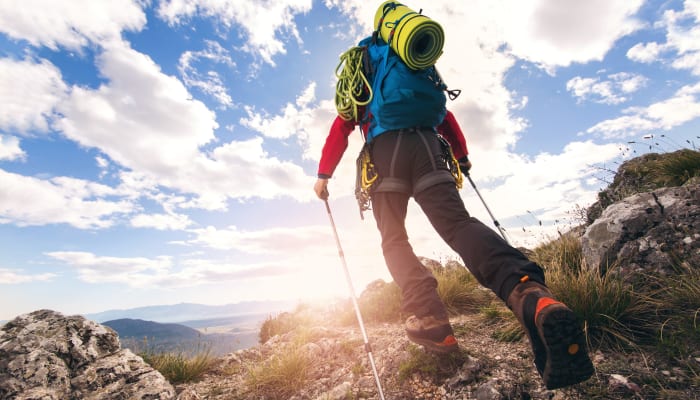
(336, 280), (403, 325)
(259, 311), (310, 344)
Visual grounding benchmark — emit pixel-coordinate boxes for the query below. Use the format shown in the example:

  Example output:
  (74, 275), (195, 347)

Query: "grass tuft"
(435, 264), (493, 315)
(244, 346), (310, 398)
(141, 347), (215, 384)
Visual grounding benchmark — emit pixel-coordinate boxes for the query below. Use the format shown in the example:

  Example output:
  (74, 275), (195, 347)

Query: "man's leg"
(414, 182), (543, 300)
(415, 182), (594, 387)
(371, 191), (447, 319)
(371, 191), (458, 353)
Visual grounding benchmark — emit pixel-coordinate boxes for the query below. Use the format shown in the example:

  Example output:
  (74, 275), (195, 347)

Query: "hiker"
(314, 2), (593, 390)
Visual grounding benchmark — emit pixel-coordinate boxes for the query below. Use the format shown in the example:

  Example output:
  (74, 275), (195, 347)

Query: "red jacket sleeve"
(437, 110), (469, 160)
(317, 116), (357, 178)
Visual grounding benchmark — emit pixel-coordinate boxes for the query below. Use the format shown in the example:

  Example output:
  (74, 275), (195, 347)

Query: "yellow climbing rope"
(335, 46), (373, 122)
(449, 147), (464, 190)
(437, 134), (463, 190)
(355, 145), (377, 219)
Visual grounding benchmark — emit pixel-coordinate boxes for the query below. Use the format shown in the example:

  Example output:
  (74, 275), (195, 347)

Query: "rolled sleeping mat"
(373, 1), (444, 70)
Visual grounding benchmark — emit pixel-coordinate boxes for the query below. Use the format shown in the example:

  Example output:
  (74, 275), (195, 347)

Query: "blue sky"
(2, 0), (700, 321)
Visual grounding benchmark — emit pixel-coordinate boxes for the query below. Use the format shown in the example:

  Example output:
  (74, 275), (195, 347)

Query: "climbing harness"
(354, 144), (378, 219)
(323, 200), (386, 400)
(335, 46), (372, 122)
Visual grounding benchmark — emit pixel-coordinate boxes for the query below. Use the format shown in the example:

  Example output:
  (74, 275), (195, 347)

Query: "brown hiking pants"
(369, 128), (546, 319)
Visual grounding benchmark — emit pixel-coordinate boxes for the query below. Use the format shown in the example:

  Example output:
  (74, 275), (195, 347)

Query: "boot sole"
(406, 332), (459, 354)
(538, 306), (594, 389)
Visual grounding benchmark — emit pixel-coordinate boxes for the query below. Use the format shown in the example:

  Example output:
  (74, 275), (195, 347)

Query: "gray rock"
(0, 309), (175, 399)
(582, 184), (700, 277)
(474, 378), (502, 400)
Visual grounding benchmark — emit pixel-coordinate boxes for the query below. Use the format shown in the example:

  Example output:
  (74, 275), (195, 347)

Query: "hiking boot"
(405, 315), (459, 354)
(507, 279), (594, 390)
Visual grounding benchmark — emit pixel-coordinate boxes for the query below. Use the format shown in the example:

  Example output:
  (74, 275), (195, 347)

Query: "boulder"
(581, 184), (700, 277)
(0, 309), (175, 399)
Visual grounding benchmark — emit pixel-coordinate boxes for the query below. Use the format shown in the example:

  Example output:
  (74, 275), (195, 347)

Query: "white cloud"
(0, 169), (134, 228)
(0, 135), (25, 161)
(586, 83), (700, 139)
(130, 213), (193, 231)
(49, 40), (313, 209)
(178, 40), (236, 109)
(499, 0), (644, 70)
(0, 0), (145, 50)
(46, 251), (173, 286)
(566, 72), (648, 105)
(45, 250), (300, 288)
(157, 0), (312, 66)
(0, 58), (67, 134)
(185, 224), (328, 254)
(56, 40), (218, 174)
(240, 82), (317, 140)
(0, 268), (56, 284)
(628, 1), (700, 75)
(627, 41), (666, 63)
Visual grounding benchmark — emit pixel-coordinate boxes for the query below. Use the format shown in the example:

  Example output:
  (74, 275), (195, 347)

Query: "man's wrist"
(318, 173), (331, 179)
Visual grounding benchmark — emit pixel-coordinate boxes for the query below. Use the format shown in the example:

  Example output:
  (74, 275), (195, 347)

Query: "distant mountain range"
(87, 300), (299, 355)
(102, 318), (259, 356)
(84, 300), (297, 323)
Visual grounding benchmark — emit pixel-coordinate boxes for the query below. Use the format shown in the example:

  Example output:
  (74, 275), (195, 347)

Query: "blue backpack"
(360, 35), (448, 142)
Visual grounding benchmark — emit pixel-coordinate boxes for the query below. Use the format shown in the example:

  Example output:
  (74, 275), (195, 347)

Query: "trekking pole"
(323, 199), (386, 400)
(465, 173), (510, 244)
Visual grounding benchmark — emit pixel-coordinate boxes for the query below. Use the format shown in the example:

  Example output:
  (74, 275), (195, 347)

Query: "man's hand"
(458, 156), (472, 173)
(314, 178), (329, 200)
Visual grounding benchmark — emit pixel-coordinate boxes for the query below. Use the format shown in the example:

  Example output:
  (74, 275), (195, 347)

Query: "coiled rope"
(335, 46), (373, 122)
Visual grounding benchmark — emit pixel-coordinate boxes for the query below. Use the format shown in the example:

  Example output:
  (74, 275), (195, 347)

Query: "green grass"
(141, 347), (216, 384)
(244, 345), (310, 398)
(655, 265), (700, 359)
(530, 232), (660, 350)
(397, 345), (470, 383)
(652, 149), (700, 186)
(434, 264), (493, 315)
(259, 307), (315, 344)
(336, 279), (403, 325)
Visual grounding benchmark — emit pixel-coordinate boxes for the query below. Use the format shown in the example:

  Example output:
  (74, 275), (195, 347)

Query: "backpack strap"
(374, 3), (397, 37)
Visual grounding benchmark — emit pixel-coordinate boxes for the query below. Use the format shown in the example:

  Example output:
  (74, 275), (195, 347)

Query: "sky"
(1, 0), (700, 321)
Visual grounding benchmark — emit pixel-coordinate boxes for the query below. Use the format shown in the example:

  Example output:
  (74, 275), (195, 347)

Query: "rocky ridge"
(0, 309), (175, 400)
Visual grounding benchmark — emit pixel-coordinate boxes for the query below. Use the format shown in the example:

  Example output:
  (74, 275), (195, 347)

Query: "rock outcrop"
(0, 309), (176, 400)
(581, 183), (700, 276)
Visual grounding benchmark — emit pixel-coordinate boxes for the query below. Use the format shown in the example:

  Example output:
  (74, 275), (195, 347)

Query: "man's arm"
(437, 110), (472, 171)
(315, 115), (356, 199)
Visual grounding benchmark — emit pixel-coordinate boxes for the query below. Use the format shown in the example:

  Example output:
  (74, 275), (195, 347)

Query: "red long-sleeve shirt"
(317, 110), (469, 178)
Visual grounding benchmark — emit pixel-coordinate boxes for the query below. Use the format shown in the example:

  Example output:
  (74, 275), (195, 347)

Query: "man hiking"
(314, 1), (594, 390)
